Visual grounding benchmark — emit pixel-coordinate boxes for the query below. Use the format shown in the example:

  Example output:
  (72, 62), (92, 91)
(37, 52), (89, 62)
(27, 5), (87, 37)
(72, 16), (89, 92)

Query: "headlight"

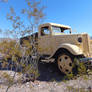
(78, 37), (82, 43)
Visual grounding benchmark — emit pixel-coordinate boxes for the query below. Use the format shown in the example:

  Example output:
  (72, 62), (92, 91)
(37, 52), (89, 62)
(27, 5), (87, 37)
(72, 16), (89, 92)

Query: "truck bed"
(20, 32), (38, 47)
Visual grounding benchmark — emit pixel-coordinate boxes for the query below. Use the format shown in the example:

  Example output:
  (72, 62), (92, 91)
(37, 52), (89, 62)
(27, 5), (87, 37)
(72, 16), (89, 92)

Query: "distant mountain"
(0, 38), (18, 42)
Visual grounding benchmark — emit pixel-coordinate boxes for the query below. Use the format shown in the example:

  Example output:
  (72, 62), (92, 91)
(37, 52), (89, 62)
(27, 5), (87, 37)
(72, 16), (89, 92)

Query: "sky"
(0, 0), (92, 37)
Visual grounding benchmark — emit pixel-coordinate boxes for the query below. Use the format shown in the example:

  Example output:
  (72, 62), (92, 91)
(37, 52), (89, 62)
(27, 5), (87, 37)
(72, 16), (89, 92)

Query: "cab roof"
(39, 23), (71, 29)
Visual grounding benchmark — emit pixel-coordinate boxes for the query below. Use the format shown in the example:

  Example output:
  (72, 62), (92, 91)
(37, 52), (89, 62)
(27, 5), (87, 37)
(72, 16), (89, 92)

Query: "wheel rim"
(58, 54), (73, 74)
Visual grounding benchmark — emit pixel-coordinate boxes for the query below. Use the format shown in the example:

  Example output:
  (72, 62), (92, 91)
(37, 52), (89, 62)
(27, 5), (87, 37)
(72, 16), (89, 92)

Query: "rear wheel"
(57, 52), (74, 74)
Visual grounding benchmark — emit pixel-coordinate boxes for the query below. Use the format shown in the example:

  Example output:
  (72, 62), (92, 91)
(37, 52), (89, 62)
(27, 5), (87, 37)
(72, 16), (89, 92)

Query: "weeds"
(63, 58), (88, 80)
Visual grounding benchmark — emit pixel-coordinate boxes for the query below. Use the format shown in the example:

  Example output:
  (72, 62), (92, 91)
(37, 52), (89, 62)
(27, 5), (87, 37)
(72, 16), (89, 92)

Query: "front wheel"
(57, 52), (74, 74)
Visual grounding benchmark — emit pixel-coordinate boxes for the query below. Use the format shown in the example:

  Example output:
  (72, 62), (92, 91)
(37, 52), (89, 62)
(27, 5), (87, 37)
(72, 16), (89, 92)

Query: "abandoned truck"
(20, 23), (92, 74)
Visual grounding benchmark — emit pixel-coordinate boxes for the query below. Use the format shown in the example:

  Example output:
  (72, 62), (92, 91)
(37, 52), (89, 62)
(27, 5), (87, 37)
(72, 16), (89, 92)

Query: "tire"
(57, 52), (74, 74)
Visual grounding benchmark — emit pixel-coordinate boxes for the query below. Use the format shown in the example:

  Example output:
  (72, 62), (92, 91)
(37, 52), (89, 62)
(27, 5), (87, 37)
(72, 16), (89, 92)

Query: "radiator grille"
(90, 40), (92, 56)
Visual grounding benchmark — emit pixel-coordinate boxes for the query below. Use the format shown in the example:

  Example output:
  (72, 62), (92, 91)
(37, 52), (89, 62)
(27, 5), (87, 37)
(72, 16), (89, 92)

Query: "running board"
(41, 58), (55, 63)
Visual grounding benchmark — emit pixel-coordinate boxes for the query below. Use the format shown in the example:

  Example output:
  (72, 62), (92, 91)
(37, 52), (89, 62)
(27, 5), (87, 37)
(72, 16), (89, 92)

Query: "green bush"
(77, 62), (87, 75)
(64, 73), (74, 80)
(0, 40), (39, 82)
(63, 58), (87, 80)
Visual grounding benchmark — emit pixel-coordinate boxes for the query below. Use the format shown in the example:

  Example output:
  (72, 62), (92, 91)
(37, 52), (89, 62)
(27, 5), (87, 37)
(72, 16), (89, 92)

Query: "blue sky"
(0, 0), (92, 37)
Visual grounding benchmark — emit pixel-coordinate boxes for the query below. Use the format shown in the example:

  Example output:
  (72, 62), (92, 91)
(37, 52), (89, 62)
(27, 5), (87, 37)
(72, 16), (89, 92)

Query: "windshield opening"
(52, 26), (71, 35)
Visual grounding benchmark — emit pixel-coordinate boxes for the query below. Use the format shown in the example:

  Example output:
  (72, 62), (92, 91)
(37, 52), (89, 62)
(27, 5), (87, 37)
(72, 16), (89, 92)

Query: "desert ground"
(0, 62), (92, 92)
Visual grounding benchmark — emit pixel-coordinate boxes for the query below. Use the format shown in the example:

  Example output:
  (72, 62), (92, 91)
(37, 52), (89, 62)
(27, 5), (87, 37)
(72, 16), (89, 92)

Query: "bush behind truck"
(20, 23), (92, 74)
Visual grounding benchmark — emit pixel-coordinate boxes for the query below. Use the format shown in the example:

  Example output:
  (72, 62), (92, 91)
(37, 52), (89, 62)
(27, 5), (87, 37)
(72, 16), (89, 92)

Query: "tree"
(0, 0), (45, 91)
(1, 0), (8, 2)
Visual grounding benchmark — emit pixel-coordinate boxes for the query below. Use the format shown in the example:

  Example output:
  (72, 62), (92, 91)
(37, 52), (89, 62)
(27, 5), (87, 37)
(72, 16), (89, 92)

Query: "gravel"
(0, 62), (92, 92)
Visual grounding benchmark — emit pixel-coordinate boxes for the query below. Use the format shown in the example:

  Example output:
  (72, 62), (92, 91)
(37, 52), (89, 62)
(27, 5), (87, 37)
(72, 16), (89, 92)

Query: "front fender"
(47, 43), (83, 60)
(59, 43), (83, 55)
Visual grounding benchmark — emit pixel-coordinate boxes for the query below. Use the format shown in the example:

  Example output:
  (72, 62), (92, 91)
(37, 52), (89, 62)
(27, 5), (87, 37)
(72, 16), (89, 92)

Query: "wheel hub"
(58, 54), (73, 74)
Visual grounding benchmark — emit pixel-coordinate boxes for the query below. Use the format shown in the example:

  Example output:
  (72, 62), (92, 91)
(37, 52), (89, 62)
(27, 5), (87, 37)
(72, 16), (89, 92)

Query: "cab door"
(38, 26), (53, 55)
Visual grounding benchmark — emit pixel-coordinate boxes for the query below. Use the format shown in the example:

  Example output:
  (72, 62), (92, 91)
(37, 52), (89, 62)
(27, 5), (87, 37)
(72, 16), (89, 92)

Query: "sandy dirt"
(0, 62), (92, 92)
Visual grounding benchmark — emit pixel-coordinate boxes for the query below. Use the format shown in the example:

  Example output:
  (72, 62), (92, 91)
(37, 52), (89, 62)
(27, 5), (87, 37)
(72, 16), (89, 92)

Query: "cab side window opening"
(41, 26), (50, 36)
